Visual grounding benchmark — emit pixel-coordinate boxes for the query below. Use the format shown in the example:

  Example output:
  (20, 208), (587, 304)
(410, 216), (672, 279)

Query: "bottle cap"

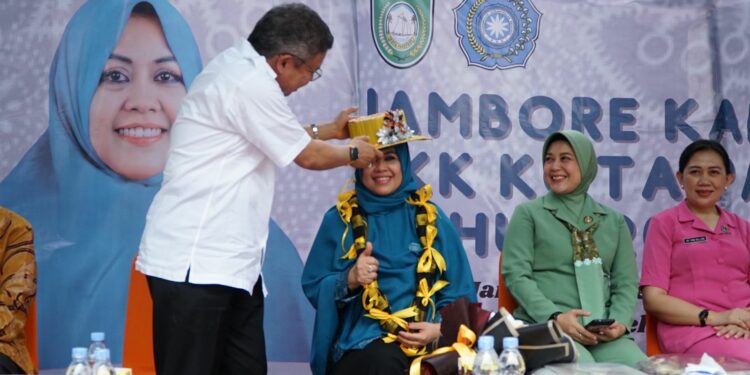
(72, 347), (87, 360)
(503, 336), (519, 349)
(94, 348), (110, 361)
(91, 331), (105, 341)
(477, 335), (495, 350)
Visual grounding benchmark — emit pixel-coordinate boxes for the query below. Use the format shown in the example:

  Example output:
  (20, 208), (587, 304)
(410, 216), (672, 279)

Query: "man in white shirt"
(136, 4), (382, 374)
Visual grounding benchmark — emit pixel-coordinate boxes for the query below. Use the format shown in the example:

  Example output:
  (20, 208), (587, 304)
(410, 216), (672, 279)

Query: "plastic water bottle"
(498, 336), (526, 375)
(65, 347), (91, 375)
(87, 332), (107, 367)
(473, 335), (500, 375)
(91, 348), (115, 375)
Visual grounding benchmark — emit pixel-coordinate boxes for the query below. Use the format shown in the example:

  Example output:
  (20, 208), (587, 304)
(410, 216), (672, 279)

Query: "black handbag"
(417, 302), (577, 375)
(419, 351), (459, 375)
(482, 308), (577, 372)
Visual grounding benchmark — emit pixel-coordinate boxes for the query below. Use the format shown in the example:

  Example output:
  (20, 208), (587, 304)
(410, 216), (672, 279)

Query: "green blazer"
(501, 193), (639, 327)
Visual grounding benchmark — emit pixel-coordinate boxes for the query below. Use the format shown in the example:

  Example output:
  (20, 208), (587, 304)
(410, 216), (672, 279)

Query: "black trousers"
(147, 275), (266, 375)
(0, 352), (24, 375)
(331, 340), (410, 375)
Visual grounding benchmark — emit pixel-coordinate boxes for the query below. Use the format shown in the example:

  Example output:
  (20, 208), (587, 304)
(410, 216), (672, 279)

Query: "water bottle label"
(480, 362), (498, 371)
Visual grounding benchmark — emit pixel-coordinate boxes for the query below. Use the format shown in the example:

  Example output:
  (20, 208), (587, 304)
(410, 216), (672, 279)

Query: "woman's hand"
(555, 309), (599, 346)
(592, 321), (627, 342)
(714, 324), (750, 339)
(397, 322), (441, 348)
(347, 242), (378, 290)
(709, 308), (750, 329)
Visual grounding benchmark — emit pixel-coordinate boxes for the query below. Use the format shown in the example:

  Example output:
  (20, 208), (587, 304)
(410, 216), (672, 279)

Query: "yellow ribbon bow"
(365, 306), (419, 332)
(417, 233), (447, 274)
(340, 243), (357, 260)
(408, 324), (478, 375)
(416, 278), (449, 319)
(406, 184), (433, 205)
(336, 191), (355, 222)
(407, 185), (437, 219)
(362, 281), (386, 310)
(373, 306), (426, 357)
(336, 191), (356, 257)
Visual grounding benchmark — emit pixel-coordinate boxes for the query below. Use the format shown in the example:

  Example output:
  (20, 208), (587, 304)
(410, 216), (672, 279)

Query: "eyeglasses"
(288, 53), (322, 81)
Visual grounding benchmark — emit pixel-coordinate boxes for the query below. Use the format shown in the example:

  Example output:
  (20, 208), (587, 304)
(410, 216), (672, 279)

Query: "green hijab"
(543, 131), (605, 325)
(542, 130), (598, 226)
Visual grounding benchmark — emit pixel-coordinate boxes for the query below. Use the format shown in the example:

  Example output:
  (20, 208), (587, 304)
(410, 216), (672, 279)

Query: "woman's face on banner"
(89, 13), (186, 180)
(362, 147), (403, 196)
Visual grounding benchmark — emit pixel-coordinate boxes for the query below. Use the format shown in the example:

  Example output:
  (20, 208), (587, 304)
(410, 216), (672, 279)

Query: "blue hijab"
(0, 0), (201, 367)
(303, 143), (476, 375)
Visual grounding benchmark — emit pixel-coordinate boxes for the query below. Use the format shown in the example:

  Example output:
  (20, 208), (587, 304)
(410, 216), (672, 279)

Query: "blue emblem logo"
(453, 0), (542, 70)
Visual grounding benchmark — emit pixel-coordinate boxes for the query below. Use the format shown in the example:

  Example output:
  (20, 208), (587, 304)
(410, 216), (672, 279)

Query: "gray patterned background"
(2, 0), (750, 352)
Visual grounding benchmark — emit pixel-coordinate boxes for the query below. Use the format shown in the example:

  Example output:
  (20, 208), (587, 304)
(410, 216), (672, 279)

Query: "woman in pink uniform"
(641, 139), (750, 361)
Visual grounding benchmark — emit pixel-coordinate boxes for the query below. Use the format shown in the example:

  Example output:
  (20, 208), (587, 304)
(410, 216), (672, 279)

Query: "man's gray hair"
(247, 3), (334, 60)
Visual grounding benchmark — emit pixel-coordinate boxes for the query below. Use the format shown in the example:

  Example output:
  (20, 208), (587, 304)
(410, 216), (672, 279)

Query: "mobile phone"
(585, 318), (615, 331)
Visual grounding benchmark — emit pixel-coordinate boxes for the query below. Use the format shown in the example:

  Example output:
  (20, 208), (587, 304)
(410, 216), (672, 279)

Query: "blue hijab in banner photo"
(0, 0), (201, 367)
(302, 143), (476, 375)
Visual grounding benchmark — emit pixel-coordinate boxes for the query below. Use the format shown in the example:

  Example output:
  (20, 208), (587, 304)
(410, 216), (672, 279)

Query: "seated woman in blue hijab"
(302, 111), (476, 375)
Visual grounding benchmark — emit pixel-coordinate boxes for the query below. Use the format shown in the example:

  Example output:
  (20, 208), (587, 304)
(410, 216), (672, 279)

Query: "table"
(39, 362), (313, 375)
(533, 362), (647, 374)
(637, 354), (750, 375)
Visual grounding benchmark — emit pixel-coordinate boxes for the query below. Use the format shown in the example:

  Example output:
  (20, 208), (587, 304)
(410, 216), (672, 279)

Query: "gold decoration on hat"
(348, 109), (430, 149)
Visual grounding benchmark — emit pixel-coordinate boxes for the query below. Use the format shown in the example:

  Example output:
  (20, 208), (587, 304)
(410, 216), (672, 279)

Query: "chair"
(645, 311), (663, 356)
(497, 253), (518, 312)
(25, 300), (37, 372)
(122, 260), (156, 375)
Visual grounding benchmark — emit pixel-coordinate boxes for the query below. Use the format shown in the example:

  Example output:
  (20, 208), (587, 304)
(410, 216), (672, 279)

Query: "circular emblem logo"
(385, 3), (419, 52)
(372, 0), (434, 68)
(478, 6), (514, 46)
(453, 0), (542, 70)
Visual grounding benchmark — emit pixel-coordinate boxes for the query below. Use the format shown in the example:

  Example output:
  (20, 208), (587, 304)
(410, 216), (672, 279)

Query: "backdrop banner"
(0, 0), (748, 369)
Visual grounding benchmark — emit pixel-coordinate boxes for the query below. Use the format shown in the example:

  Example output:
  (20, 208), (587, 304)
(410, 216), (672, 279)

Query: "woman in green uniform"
(501, 130), (646, 367)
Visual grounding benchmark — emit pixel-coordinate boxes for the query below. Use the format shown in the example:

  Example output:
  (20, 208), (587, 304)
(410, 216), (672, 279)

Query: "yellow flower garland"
(336, 184), (449, 356)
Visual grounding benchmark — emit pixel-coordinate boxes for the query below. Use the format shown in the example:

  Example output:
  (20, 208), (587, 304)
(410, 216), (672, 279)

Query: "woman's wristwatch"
(698, 309), (710, 327)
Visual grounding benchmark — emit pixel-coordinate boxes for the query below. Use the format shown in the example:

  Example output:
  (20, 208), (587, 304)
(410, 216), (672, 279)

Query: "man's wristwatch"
(348, 145), (359, 162)
(698, 309), (709, 327)
(310, 123), (319, 139)
(549, 311), (563, 321)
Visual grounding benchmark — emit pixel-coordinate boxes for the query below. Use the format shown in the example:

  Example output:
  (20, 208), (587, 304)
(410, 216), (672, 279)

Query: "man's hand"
(348, 136), (382, 169)
(330, 106), (358, 140)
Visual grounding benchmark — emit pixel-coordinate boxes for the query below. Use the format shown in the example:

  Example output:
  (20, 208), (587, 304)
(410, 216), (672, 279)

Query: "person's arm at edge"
(0, 214), (35, 342)
(304, 106), (357, 141)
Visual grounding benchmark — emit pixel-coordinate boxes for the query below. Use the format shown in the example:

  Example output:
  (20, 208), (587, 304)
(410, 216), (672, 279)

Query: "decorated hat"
(348, 109), (430, 149)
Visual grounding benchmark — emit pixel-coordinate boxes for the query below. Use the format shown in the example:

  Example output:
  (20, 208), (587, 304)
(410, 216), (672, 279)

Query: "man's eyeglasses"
(289, 54), (322, 81)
